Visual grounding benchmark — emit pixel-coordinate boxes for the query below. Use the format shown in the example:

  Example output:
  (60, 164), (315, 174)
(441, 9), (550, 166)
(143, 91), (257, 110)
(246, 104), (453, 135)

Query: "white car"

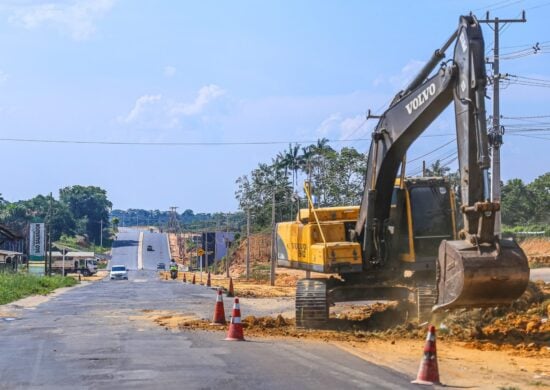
(110, 265), (128, 280)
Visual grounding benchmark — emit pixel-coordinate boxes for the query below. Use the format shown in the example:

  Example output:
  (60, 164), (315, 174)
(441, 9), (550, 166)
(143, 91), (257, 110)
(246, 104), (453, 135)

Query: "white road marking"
(165, 233), (171, 261)
(137, 232), (144, 270)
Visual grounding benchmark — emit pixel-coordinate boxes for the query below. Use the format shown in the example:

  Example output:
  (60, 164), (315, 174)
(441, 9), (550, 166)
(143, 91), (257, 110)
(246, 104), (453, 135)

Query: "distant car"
(110, 265), (128, 280)
(156, 262), (166, 270)
(147, 245), (153, 251)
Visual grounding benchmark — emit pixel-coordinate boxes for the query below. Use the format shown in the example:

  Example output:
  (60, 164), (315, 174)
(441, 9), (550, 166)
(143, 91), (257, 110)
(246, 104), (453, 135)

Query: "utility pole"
(226, 213), (230, 278)
(62, 248), (66, 276)
(422, 160), (426, 177)
(270, 191), (276, 286)
(100, 219), (103, 248)
(479, 11), (526, 238)
(47, 192), (53, 276)
(246, 209), (250, 281)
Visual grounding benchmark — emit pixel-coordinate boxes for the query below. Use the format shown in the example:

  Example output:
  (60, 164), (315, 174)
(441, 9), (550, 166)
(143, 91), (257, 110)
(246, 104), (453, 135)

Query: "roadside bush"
(0, 273), (77, 305)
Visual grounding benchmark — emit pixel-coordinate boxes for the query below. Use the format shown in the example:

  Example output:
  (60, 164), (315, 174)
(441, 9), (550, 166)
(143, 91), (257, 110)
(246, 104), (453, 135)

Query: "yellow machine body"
(276, 206), (362, 273)
(276, 178), (457, 275)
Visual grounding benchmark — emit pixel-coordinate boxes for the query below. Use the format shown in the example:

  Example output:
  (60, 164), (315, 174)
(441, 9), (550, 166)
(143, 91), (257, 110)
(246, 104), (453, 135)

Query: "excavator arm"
(354, 15), (529, 310)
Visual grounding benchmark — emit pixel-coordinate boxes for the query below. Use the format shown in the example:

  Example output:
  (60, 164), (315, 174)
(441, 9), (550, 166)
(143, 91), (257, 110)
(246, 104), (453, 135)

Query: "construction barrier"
(412, 325), (440, 385)
(227, 277), (234, 297)
(225, 298), (245, 341)
(211, 288), (226, 325)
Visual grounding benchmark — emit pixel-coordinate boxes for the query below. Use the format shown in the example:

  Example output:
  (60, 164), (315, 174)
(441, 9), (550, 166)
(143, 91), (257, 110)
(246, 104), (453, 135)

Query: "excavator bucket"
(433, 239), (529, 312)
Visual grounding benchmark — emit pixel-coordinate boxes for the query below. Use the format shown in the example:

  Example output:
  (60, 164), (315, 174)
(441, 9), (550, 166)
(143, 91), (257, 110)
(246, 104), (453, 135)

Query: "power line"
(525, 0), (550, 10)
(407, 139), (456, 163)
(502, 114), (550, 119)
(509, 133), (550, 140)
(473, 0), (520, 12)
(408, 150), (458, 176)
(0, 136), (372, 147)
(342, 117), (368, 141)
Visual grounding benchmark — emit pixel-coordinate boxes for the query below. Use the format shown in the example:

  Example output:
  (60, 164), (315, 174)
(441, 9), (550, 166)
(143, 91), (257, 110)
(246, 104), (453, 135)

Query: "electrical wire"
(508, 133), (550, 140)
(407, 139), (456, 163)
(0, 137), (373, 147)
(472, 0), (520, 12)
(502, 114), (550, 119)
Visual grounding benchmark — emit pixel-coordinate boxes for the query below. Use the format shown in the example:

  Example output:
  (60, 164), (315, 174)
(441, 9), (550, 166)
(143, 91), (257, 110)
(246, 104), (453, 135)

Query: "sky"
(0, 0), (549, 212)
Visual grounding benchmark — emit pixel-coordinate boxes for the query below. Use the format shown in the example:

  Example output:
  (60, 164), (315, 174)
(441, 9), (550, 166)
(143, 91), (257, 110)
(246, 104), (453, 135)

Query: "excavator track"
(295, 279), (329, 328)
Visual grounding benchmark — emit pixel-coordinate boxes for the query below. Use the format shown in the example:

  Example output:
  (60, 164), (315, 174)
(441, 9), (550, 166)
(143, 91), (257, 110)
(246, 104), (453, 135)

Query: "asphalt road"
(110, 229), (171, 271)
(141, 231), (171, 270)
(0, 272), (414, 389)
(531, 267), (550, 283)
(110, 229), (140, 270)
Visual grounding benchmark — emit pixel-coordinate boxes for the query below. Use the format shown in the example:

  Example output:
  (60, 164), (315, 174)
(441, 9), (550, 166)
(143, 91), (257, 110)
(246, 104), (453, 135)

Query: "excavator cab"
(391, 179), (529, 312)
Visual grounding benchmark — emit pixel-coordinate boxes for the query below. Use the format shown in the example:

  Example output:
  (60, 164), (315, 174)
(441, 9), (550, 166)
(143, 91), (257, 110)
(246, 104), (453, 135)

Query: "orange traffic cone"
(183, 273), (187, 283)
(227, 277), (234, 297)
(225, 298), (245, 341)
(412, 325), (440, 385)
(192, 274), (196, 284)
(206, 272), (211, 287)
(211, 289), (226, 325)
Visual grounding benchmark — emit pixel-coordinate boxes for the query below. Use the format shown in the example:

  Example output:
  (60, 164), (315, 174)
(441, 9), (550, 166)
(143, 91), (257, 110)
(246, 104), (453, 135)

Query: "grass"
(56, 234), (112, 254)
(0, 273), (77, 305)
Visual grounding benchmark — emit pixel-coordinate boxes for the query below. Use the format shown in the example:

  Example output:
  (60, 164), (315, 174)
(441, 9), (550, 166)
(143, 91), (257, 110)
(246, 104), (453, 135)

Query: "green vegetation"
(0, 185), (112, 244)
(501, 173), (550, 227)
(502, 224), (550, 238)
(235, 139), (367, 229)
(56, 234), (111, 254)
(234, 138), (549, 234)
(0, 273), (77, 305)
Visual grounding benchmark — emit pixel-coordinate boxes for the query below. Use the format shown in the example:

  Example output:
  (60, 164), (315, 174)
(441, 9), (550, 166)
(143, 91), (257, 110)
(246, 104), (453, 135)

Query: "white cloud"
(119, 84), (226, 128)
(6, 0), (115, 40)
(164, 66), (176, 78)
(0, 70), (8, 84)
(340, 114), (367, 139)
(119, 94), (162, 124)
(170, 84), (226, 116)
(314, 113), (369, 140)
(372, 60), (426, 90)
(315, 113), (341, 136)
(389, 60), (425, 89)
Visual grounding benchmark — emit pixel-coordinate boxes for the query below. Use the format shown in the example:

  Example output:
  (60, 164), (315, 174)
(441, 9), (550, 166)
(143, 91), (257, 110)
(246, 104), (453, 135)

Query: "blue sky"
(0, 0), (548, 212)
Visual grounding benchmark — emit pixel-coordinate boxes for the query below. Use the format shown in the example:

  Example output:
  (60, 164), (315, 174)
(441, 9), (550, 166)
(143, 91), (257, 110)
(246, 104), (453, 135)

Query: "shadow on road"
(112, 240), (138, 248)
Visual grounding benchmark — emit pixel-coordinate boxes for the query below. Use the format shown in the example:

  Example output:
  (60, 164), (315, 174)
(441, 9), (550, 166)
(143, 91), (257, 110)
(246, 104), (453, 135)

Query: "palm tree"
(285, 143), (303, 190)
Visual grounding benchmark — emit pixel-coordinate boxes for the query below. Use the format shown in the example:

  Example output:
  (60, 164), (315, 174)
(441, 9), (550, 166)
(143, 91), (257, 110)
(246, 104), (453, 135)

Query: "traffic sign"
(197, 248), (205, 256)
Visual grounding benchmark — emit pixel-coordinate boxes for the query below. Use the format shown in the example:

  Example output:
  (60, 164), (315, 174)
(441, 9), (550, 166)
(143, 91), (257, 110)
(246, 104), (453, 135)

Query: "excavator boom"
(354, 15), (529, 311)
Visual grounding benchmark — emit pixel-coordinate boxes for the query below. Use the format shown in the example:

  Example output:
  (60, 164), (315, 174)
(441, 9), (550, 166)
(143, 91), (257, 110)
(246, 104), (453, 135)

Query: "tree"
(59, 186), (112, 243)
(425, 160), (451, 177)
(526, 172), (550, 224)
(111, 217), (120, 233)
(501, 179), (534, 225)
(322, 147), (367, 205)
(285, 143), (303, 190)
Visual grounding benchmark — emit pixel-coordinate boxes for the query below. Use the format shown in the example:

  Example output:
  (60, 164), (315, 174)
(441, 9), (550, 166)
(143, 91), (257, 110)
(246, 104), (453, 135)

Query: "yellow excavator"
(276, 15), (530, 327)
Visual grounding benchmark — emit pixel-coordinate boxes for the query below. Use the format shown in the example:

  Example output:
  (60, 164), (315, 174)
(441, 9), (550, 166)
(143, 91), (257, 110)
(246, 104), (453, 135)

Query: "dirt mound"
(423, 281), (550, 351)
(521, 238), (550, 266)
